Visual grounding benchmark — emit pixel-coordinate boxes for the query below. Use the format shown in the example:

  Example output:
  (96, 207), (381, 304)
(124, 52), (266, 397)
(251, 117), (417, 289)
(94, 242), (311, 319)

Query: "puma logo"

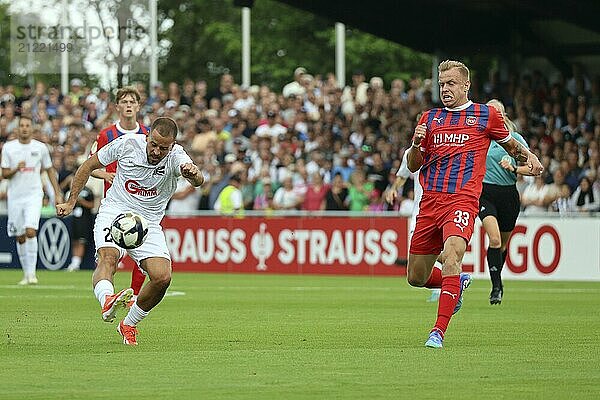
(442, 291), (457, 299)
(433, 117), (443, 124)
(455, 223), (465, 232)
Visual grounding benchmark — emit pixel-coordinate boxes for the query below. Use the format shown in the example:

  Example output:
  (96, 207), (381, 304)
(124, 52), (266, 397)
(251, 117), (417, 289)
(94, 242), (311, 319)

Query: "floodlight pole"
(242, 7), (251, 87)
(335, 22), (345, 88)
(150, 0), (158, 89)
(61, 0), (69, 95)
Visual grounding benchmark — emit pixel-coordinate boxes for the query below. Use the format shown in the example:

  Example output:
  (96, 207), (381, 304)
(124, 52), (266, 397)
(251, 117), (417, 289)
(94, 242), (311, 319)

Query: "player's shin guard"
(432, 274), (460, 335)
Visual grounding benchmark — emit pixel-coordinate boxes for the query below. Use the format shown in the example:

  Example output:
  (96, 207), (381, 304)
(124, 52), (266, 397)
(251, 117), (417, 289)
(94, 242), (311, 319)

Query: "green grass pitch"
(1, 269), (599, 399)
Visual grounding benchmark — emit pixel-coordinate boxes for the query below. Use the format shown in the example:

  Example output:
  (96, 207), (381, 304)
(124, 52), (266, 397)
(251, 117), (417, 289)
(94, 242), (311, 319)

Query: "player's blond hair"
(438, 60), (470, 81)
(487, 99), (517, 132)
(115, 86), (141, 103)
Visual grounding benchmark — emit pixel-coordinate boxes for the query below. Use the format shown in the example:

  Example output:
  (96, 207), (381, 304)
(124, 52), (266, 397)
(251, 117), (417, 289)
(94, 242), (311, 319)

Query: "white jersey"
(0, 139), (51, 201)
(96, 134), (192, 224)
(397, 150), (424, 237)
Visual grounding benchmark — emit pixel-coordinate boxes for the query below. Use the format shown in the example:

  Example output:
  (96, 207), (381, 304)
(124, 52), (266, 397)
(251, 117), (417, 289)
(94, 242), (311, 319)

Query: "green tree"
(158, 0), (432, 90)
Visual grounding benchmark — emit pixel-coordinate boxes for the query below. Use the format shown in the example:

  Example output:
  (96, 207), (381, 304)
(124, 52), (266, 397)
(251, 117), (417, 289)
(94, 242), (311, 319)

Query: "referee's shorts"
(478, 183), (521, 232)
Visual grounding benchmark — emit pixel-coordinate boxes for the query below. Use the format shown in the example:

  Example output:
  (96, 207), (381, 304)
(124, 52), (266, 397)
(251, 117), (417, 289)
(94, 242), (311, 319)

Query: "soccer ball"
(110, 212), (148, 249)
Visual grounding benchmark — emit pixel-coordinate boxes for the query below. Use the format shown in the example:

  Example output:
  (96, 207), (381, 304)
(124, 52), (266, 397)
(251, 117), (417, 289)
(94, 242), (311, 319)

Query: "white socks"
(16, 242), (27, 276)
(17, 238), (38, 278)
(94, 280), (114, 306)
(25, 237), (38, 277)
(123, 302), (149, 327)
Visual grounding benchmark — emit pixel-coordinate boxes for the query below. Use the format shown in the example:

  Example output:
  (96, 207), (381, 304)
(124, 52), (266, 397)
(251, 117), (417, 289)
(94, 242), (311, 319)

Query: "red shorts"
(409, 192), (478, 255)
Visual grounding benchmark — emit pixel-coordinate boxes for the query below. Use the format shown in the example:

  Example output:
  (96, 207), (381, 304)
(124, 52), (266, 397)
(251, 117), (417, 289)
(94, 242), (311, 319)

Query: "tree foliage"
(158, 0), (432, 90)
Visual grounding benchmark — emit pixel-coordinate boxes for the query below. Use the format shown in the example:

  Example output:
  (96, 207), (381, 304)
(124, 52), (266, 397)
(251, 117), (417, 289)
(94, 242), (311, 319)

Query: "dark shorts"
(72, 214), (95, 244)
(478, 183), (521, 232)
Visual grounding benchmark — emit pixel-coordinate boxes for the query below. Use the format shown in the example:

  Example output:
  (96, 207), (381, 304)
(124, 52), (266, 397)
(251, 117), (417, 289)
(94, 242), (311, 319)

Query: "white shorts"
(7, 196), (43, 237)
(93, 210), (171, 267)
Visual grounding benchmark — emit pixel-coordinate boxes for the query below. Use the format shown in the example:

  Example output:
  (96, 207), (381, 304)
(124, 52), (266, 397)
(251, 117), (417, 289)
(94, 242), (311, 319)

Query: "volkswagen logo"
(38, 218), (70, 270)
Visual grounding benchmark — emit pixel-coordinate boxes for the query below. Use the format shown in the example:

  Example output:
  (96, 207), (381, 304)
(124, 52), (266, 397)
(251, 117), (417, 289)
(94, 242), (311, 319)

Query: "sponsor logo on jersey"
(125, 179), (158, 196)
(433, 132), (470, 145)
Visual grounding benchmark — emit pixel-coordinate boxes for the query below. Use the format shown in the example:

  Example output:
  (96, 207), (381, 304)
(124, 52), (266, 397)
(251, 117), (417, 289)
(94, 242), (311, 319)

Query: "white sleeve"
(97, 135), (126, 166)
(396, 150), (411, 179)
(0, 146), (10, 168)
(172, 147), (193, 178)
(41, 144), (52, 169)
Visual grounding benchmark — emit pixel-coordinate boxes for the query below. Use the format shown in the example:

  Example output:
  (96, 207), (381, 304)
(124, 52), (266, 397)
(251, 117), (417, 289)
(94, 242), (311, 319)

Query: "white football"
(110, 212), (149, 249)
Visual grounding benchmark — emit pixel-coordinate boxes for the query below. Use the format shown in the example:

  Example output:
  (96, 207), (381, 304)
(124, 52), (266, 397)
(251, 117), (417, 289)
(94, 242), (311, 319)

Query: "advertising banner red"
(158, 215), (408, 275)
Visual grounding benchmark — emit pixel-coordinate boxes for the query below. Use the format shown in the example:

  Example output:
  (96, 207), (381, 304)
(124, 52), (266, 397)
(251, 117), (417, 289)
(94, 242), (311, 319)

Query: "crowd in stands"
(1, 63), (599, 215)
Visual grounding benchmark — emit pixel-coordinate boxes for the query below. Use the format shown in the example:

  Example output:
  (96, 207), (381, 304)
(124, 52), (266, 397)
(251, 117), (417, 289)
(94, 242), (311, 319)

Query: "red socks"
(425, 267), (442, 288)
(130, 267), (146, 295)
(433, 274), (460, 336)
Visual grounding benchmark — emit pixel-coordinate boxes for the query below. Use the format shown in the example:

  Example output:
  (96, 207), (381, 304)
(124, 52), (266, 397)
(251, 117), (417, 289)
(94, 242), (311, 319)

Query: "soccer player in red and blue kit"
(406, 60), (544, 348)
(89, 87), (149, 302)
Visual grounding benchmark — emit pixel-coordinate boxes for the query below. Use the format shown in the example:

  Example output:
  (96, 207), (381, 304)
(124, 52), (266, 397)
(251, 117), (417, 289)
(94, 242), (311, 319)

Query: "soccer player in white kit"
(386, 149), (441, 302)
(1, 115), (62, 285)
(57, 117), (205, 345)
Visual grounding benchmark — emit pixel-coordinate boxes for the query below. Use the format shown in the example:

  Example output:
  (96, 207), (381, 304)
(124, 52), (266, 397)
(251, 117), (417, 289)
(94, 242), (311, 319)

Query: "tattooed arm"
(499, 137), (544, 175)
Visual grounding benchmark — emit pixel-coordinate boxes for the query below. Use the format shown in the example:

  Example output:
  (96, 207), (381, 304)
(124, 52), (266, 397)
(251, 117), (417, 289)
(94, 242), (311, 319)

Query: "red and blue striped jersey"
(90, 121), (149, 194)
(417, 101), (510, 199)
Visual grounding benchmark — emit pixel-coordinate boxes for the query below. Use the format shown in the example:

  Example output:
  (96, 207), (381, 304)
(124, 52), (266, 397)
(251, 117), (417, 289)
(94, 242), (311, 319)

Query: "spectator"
(273, 175), (301, 210)
(325, 173), (348, 211)
(213, 173), (243, 216)
(301, 172), (329, 211)
(346, 170), (373, 212)
(570, 176), (599, 212)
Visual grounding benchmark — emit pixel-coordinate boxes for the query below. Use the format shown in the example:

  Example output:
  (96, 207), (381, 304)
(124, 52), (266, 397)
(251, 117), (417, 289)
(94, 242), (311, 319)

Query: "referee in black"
(479, 100), (535, 305)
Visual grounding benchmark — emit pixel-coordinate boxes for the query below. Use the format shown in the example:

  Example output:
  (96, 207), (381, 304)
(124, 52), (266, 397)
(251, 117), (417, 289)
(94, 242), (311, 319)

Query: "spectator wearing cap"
(283, 67), (307, 99)
(163, 99), (178, 117)
(68, 78), (84, 106)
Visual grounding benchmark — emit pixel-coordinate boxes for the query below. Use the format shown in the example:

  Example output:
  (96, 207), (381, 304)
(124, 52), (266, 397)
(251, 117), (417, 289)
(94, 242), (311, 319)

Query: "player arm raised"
(407, 123), (426, 172)
(56, 154), (104, 217)
(180, 163), (204, 187)
(499, 138), (544, 175)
